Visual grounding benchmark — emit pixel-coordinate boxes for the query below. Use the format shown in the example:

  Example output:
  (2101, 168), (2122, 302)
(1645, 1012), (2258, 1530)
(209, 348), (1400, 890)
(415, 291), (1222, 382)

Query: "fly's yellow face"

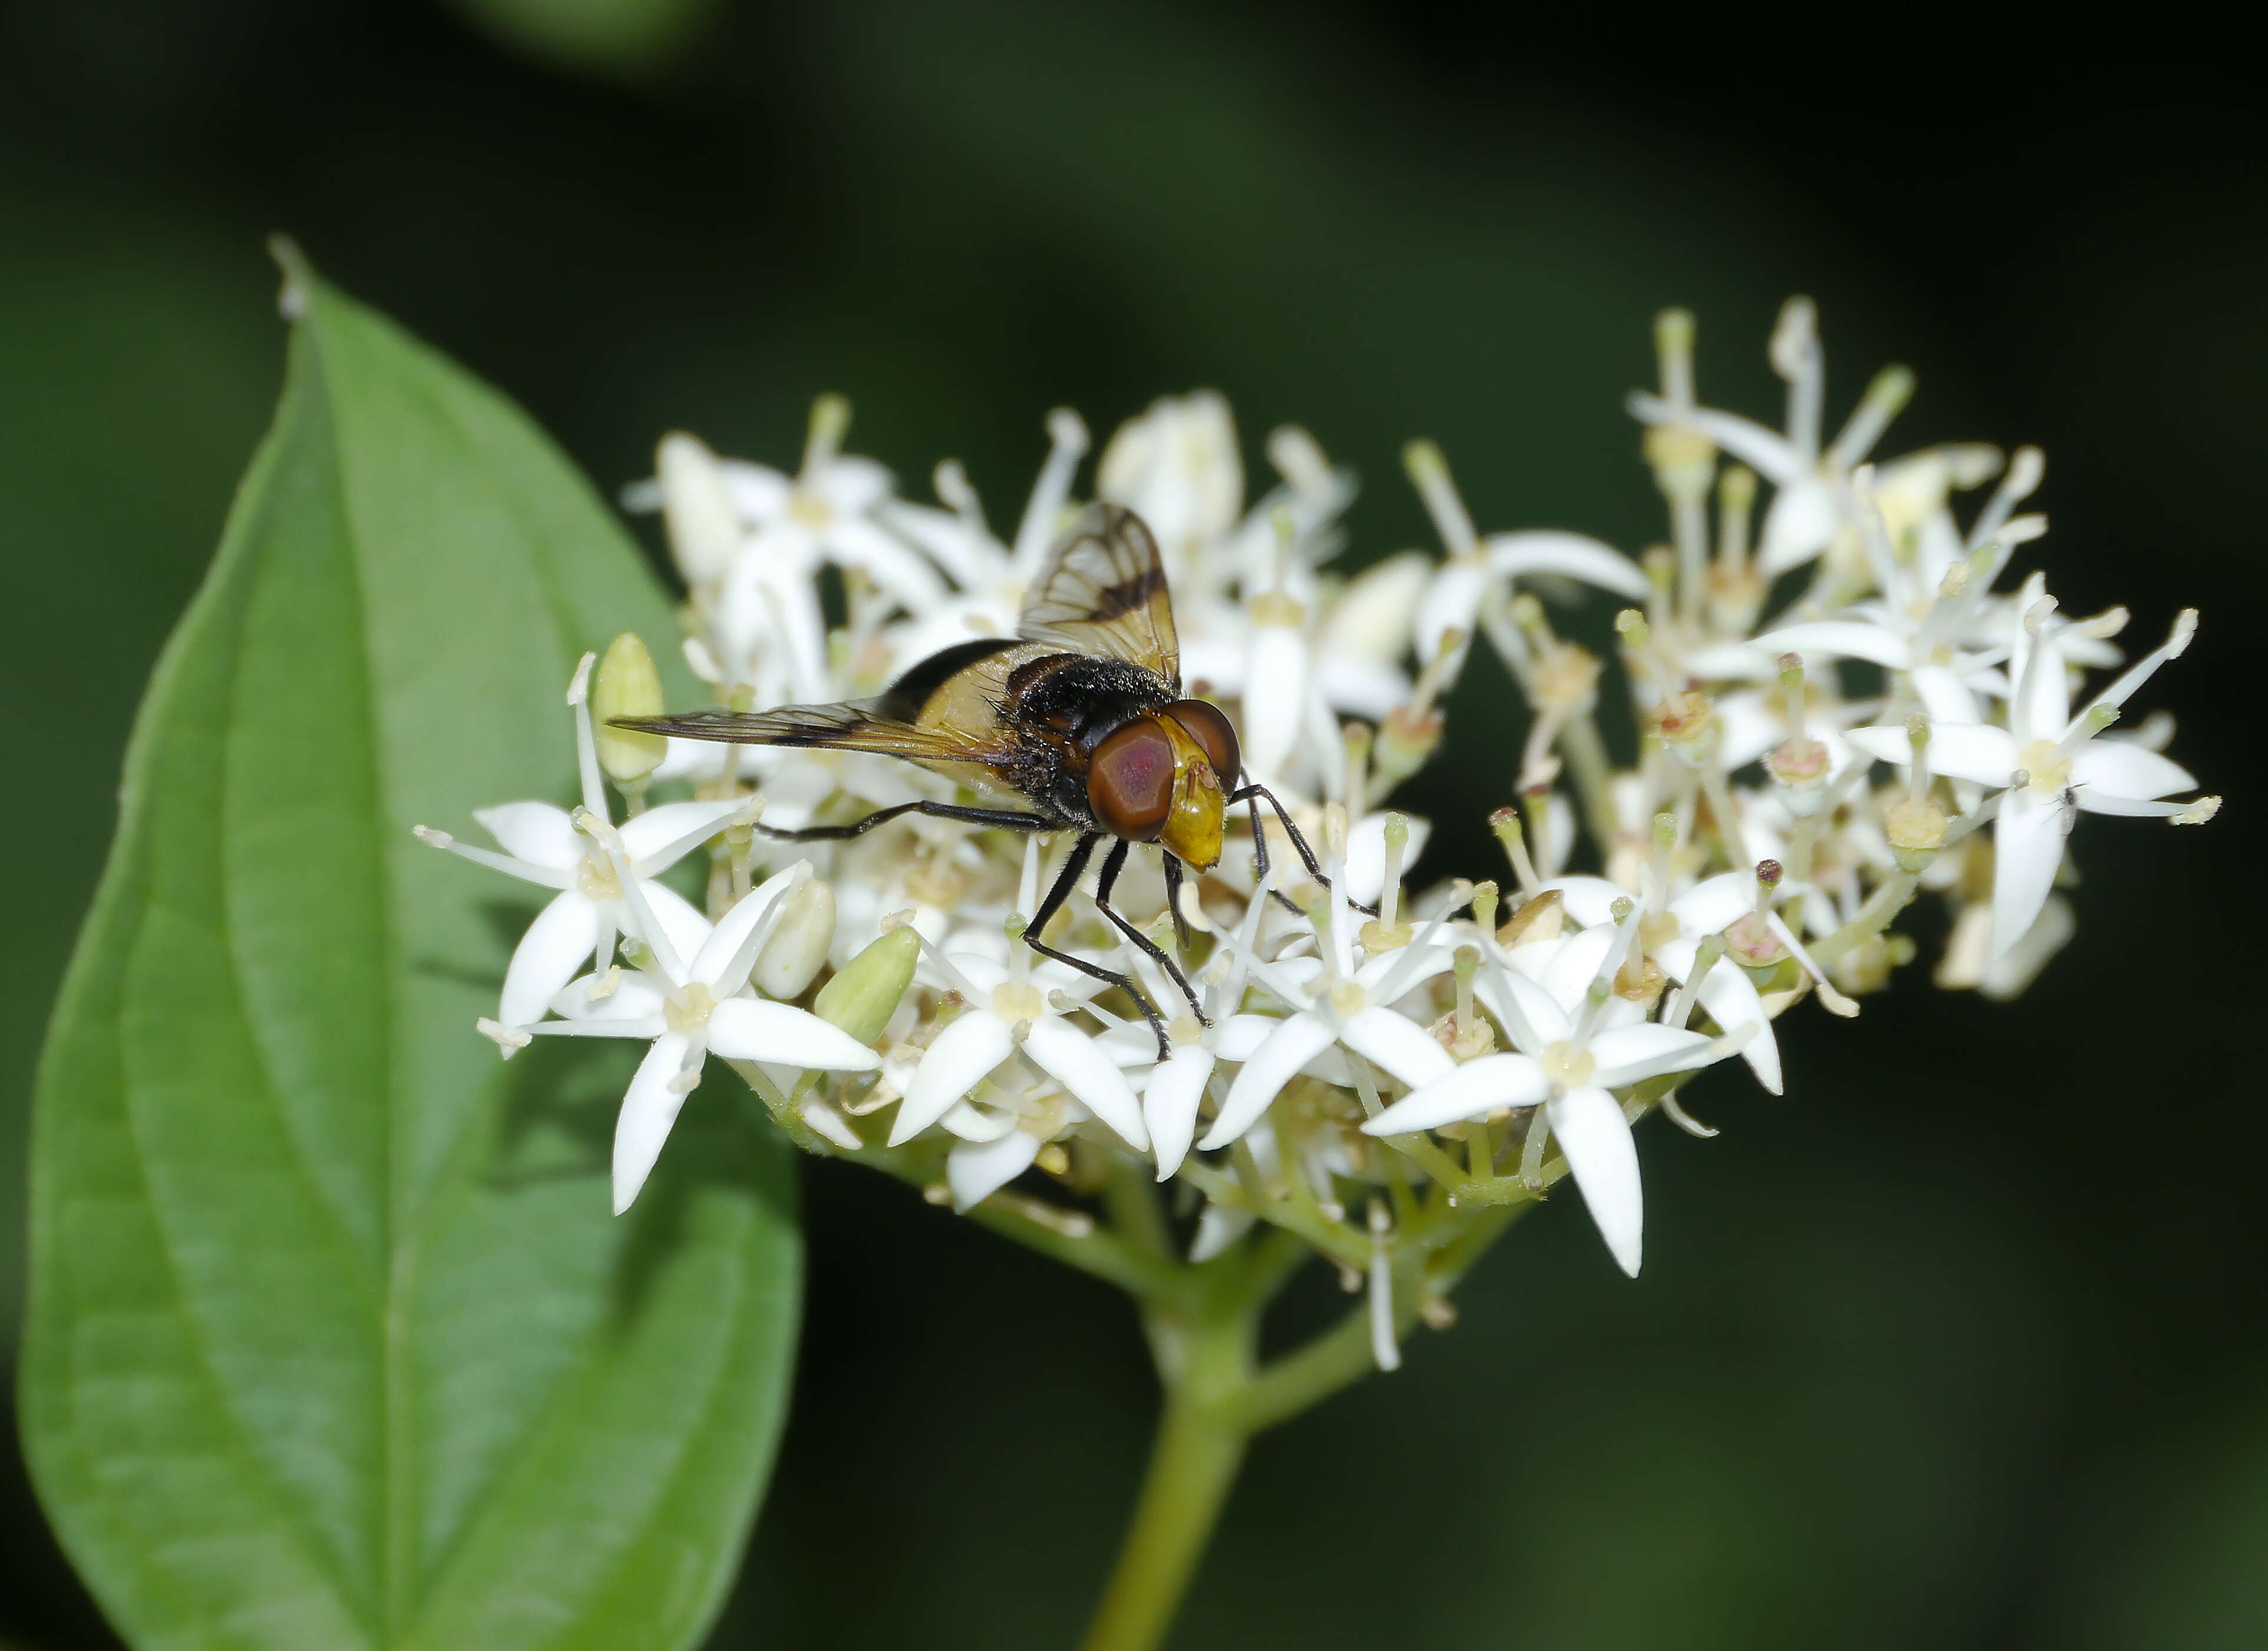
(1155, 713), (1224, 871)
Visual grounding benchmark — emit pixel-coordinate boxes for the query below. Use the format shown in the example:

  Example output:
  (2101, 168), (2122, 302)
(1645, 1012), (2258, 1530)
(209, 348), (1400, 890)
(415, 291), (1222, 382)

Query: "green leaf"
(442, 0), (722, 81)
(18, 252), (799, 1651)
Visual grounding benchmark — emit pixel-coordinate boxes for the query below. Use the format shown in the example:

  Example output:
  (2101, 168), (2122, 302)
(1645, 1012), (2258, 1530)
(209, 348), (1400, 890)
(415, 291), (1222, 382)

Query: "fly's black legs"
(1160, 853), (1196, 955)
(1230, 782), (1380, 917)
(756, 799), (1053, 841)
(1092, 840), (1207, 1027)
(1242, 792), (1305, 917)
(1022, 833), (1175, 1060)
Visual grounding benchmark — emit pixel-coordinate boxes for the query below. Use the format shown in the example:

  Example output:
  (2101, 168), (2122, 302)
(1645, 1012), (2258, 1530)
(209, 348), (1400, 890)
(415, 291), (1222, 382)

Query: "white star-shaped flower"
(1545, 867), (1783, 1095)
(1365, 907), (1744, 1276)
(659, 400), (946, 697)
(1847, 605), (2214, 955)
(416, 654), (744, 1028)
(524, 861), (883, 1212)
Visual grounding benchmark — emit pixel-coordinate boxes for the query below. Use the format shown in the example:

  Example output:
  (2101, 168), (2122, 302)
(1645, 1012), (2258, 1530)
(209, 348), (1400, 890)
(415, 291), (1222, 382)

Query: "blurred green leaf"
(18, 254), (799, 1651)
(444, 0), (722, 80)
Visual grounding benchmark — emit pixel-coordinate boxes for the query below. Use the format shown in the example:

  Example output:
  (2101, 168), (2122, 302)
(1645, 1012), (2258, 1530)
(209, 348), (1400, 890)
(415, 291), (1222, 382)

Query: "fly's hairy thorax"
(908, 643), (1175, 826)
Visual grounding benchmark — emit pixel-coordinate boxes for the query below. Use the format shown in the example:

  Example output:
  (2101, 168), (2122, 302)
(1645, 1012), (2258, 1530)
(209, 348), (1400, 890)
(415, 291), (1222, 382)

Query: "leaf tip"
(266, 233), (314, 321)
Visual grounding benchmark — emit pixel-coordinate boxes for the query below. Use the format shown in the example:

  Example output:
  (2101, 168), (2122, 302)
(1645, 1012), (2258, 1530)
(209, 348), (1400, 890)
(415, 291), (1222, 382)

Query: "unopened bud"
(656, 432), (740, 585)
(755, 879), (837, 999)
(592, 632), (668, 784)
(812, 924), (919, 1045)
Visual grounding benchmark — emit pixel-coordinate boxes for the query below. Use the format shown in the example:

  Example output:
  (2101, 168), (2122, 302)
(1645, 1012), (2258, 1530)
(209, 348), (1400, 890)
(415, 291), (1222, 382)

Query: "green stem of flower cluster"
(751, 1067), (1675, 1651)
(1809, 870), (1920, 965)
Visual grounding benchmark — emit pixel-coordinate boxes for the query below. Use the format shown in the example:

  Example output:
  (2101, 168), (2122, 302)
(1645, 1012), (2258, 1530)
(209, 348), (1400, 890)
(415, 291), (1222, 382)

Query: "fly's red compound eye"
(1087, 718), (1176, 841)
(1165, 699), (1239, 785)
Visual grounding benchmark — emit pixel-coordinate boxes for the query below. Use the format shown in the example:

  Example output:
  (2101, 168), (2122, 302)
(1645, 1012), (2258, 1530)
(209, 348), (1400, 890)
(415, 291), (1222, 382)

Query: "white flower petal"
(1313, 654), (1410, 720)
(706, 998), (880, 1070)
(1215, 1014), (1282, 1062)
(1341, 813), (1431, 909)
(1846, 721), (2017, 787)
(1144, 1047), (1216, 1180)
(815, 455), (894, 515)
(1549, 1084), (1644, 1277)
(1656, 937), (1782, 1095)
(1023, 1017), (1150, 1150)
(1586, 1022), (1719, 1089)
(1668, 872), (1753, 938)
(619, 798), (744, 873)
(499, 892), (604, 1028)
(1319, 552), (1431, 660)
(1750, 621), (1911, 670)
(1756, 479), (1840, 575)
(657, 434), (745, 583)
(1539, 925), (1619, 1015)
(1979, 894), (2075, 999)
(2070, 741), (2196, 803)
(690, 863), (803, 989)
(831, 514), (950, 610)
(1930, 723), (2025, 786)
(1628, 396), (1801, 481)
(613, 1032), (697, 1215)
(475, 801), (582, 870)
(947, 1130), (1044, 1211)
(1473, 966), (1572, 1053)
(550, 970), (667, 1022)
(1189, 1201), (1255, 1262)
(1910, 664), (1985, 727)
(1357, 942), (1456, 995)
(1200, 1012), (1337, 1151)
(1992, 786), (2067, 960)
(1483, 531), (1650, 601)
(630, 880), (713, 979)
(939, 1100), (1018, 1142)
(1547, 876), (1630, 929)
(719, 459), (792, 521)
(1414, 560), (1486, 667)
(1362, 1054), (1548, 1134)
(1241, 624), (1310, 778)
(1339, 1005), (1455, 1090)
(2012, 626), (2072, 744)
(893, 1011), (1015, 1145)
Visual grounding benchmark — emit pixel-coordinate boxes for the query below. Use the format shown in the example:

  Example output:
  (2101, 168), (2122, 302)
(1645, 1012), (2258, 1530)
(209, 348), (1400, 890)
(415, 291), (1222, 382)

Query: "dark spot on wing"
(874, 636), (1019, 722)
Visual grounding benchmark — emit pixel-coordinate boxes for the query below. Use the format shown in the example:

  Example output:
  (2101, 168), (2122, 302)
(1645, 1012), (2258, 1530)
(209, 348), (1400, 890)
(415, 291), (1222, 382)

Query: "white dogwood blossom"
(437, 302), (2214, 1361)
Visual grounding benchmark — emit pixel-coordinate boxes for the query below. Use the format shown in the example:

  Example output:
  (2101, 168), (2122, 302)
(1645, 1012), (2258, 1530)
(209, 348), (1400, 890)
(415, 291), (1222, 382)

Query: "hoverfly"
(614, 502), (1338, 1054)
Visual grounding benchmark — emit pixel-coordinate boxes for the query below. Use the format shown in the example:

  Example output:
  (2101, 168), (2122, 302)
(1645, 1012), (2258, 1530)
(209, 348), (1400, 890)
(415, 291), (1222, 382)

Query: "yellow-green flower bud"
(812, 925), (919, 1045)
(755, 879), (837, 1001)
(592, 632), (667, 784)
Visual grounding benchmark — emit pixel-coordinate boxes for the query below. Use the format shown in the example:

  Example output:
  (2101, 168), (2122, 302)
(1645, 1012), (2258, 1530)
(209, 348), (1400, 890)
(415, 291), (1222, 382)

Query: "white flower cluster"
(419, 301), (2216, 1338)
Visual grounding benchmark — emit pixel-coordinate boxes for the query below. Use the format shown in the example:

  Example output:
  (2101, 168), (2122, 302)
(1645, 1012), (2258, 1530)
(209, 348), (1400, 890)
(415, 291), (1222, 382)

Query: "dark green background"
(4, 4), (2260, 1646)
